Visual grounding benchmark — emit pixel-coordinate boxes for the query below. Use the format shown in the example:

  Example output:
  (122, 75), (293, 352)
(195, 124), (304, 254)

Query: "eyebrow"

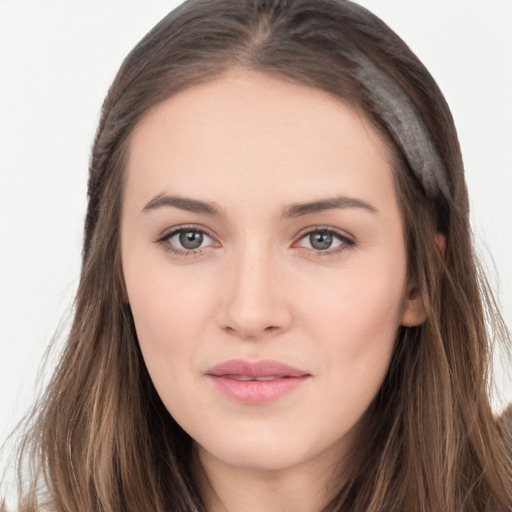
(142, 194), (222, 216)
(141, 193), (377, 218)
(281, 196), (377, 218)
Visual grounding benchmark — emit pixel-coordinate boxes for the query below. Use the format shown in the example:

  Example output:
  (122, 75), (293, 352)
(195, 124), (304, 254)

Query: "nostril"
(222, 323), (281, 339)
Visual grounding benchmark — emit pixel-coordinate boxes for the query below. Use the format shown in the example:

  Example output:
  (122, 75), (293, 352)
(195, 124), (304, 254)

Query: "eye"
(296, 228), (354, 254)
(173, 230), (207, 250)
(157, 226), (218, 255)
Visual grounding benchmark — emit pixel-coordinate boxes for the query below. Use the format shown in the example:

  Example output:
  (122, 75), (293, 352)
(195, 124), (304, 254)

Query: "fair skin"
(121, 69), (426, 512)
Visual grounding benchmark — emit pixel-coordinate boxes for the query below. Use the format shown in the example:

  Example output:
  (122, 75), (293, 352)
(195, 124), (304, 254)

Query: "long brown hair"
(5, 1), (512, 510)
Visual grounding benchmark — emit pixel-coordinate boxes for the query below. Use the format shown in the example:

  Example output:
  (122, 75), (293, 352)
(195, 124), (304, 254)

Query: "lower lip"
(208, 375), (309, 405)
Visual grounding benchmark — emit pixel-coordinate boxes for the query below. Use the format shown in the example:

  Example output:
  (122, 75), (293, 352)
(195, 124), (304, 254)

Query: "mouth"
(222, 375), (286, 381)
(206, 359), (311, 404)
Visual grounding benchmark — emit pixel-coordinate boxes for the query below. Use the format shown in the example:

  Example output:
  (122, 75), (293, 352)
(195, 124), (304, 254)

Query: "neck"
(193, 444), (347, 512)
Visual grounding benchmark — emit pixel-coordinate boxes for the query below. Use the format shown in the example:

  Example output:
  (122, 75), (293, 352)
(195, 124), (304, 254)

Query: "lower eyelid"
(296, 229), (354, 245)
(156, 226), (221, 257)
(156, 226), (354, 257)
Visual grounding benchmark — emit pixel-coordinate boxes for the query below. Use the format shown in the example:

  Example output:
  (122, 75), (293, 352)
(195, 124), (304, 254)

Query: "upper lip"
(207, 359), (310, 378)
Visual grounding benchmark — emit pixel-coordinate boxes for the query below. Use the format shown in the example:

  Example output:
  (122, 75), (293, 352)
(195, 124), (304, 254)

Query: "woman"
(4, 0), (512, 510)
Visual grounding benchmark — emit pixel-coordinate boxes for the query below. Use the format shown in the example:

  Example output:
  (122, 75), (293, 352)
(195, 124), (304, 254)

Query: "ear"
(436, 233), (446, 255)
(401, 235), (445, 327)
(400, 278), (426, 327)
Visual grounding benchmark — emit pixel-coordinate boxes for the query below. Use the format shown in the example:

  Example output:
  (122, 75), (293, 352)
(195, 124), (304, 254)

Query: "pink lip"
(206, 359), (311, 405)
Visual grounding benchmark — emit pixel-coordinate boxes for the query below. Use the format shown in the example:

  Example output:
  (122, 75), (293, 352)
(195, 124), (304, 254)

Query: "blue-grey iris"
(310, 232), (332, 250)
(180, 231), (203, 249)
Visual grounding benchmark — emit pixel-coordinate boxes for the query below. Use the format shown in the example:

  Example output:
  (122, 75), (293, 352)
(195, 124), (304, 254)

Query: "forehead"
(125, 69), (397, 212)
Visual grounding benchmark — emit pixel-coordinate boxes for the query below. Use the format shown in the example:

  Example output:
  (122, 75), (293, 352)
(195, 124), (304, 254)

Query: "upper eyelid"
(156, 226), (219, 257)
(294, 225), (355, 242)
(155, 224), (355, 247)
(156, 224), (217, 242)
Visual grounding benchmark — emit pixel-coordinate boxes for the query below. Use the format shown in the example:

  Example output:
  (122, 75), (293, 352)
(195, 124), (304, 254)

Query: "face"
(121, 69), (425, 478)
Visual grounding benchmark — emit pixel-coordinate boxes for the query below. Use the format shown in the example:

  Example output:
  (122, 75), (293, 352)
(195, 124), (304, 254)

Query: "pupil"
(179, 231), (203, 249)
(310, 232), (332, 250)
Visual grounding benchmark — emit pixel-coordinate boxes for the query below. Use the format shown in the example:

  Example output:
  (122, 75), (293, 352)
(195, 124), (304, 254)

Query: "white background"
(1, 0), (511, 475)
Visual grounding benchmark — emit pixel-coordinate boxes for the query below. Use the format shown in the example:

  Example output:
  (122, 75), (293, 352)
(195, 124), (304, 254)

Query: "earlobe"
(400, 282), (427, 327)
(436, 233), (446, 255)
(401, 235), (444, 327)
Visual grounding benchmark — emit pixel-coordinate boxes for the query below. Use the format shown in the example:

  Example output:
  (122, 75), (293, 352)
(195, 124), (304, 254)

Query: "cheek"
(125, 265), (224, 426)
(304, 277), (402, 437)
(297, 254), (406, 400)
(301, 262), (405, 342)
(123, 261), (216, 390)
(126, 252), (216, 329)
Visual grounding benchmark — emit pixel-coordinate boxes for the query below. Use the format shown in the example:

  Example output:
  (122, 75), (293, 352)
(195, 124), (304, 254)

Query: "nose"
(218, 246), (293, 340)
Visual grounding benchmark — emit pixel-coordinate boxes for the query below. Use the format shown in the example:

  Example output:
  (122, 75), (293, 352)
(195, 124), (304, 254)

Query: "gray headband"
(353, 51), (451, 205)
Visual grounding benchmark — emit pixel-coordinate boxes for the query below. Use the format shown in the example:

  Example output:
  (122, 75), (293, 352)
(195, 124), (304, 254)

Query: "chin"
(194, 425), (344, 475)
(200, 442), (304, 472)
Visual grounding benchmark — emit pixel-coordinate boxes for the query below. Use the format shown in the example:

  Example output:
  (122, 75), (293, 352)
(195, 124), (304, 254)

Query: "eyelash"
(156, 225), (355, 258)
(156, 225), (216, 258)
(294, 226), (355, 256)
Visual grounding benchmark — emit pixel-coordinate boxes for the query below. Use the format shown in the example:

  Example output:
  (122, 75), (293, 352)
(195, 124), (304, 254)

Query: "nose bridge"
(220, 238), (290, 338)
